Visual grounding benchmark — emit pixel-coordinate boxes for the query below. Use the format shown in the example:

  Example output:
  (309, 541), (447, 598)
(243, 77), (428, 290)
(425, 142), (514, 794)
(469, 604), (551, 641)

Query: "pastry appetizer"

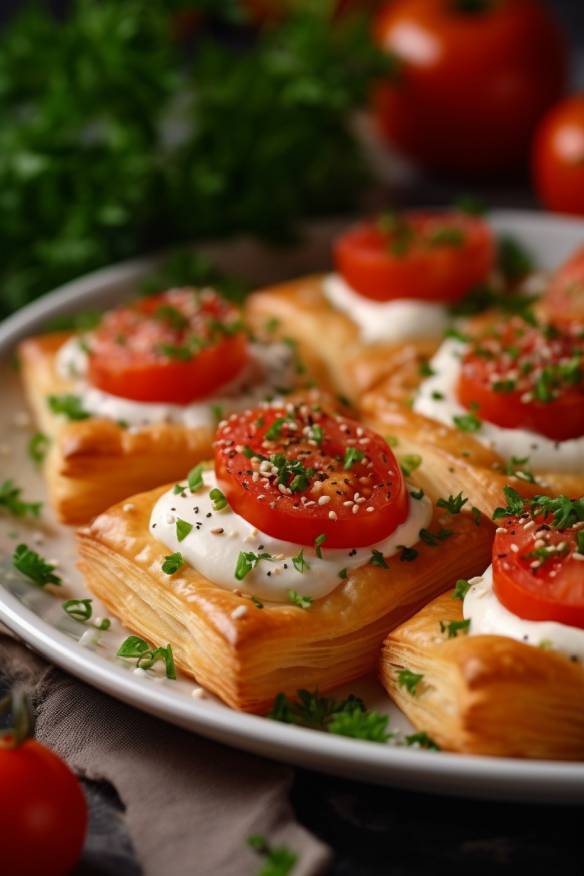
(19, 288), (323, 524)
(380, 490), (584, 759)
(77, 403), (492, 712)
(245, 210), (495, 400)
(363, 312), (584, 516)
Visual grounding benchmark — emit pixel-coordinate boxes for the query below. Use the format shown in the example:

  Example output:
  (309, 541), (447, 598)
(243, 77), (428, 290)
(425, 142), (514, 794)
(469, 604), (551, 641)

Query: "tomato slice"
(543, 244), (584, 327)
(493, 497), (584, 629)
(214, 404), (408, 548)
(87, 289), (248, 404)
(333, 210), (495, 303)
(457, 316), (584, 441)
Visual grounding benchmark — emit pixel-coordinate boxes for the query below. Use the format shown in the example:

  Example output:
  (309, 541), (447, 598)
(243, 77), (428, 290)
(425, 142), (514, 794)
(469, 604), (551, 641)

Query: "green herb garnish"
(48, 394), (89, 420)
(343, 446), (365, 470)
(209, 488), (228, 511)
(13, 544), (61, 587)
(292, 549), (310, 574)
(397, 669), (424, 695)
(117, 636), (176, 679)
(369, 549), (388, 569)
(437, 492), (468, 515)
(0, 480), (42, 518)
(399, 454), (422, 477)
(187, 464), (205, 492)
(27, 432), (49, 465)
(234, 551), (274, 581)
(453, 578), (471, 600)
(176, 519), (193, 543)
(440, 618), (471, 638)
(314, 533), (326, 559)
(288, 590), (313, 610)
(161, 552), (184, 575)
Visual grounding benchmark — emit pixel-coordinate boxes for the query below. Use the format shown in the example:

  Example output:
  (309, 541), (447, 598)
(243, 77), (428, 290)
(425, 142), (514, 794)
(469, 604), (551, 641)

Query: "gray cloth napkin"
(0, 634), (331, 876)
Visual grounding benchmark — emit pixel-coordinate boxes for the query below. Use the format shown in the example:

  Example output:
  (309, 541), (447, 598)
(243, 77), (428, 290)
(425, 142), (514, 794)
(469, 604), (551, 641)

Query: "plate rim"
(2, 208), (584, 802)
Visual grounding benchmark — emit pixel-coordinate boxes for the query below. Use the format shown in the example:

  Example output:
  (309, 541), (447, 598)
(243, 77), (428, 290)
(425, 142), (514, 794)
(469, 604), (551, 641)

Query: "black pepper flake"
(206, 512), (212, 518)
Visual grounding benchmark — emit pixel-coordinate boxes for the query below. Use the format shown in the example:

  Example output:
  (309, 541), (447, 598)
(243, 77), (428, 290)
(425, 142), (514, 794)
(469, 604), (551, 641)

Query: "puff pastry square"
(77, 486), (493, 713)
(245, 274), (439, 401)
(380, 591), (584, 759)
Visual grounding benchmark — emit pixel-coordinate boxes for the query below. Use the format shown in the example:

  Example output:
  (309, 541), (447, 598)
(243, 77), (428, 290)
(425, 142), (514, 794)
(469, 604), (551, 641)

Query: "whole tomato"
(533, 95), (584, 215)
(0, 694), (87, 876)
(373, 0), (566, 177)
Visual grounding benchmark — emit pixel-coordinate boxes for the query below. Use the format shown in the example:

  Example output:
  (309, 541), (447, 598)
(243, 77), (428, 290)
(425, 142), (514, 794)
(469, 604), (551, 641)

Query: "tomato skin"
(0, 738), (87, 876)
(334, 211), (494, 302)
(87, 290), (248, 405)
(533, 96), (584, 215)
(374, 0), (566, 176)
(493, 514), (584, 629)
(457, 319), (584, 442)
(542, 243), (584, 326)
(214, 406), (408, 548)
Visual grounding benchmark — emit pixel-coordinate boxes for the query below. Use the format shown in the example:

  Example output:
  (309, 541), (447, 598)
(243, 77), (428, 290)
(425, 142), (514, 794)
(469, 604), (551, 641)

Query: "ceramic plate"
(2, 211), (584, 803)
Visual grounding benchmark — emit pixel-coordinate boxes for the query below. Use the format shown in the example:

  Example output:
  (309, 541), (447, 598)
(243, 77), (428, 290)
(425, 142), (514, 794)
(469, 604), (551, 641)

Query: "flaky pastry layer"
(380, 591), (584, 759)
(77, 486), (493, 712)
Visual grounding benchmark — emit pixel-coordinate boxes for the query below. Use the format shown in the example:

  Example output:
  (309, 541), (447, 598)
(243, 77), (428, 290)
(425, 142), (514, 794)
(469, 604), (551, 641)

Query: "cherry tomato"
(88, 289), (248, 405)
(456, 316), (584, 441)
(374, 0), (566, 176)
(493, 501), (584, 628)
(0, 735), (87, 876)
(533, 96), (584, 214)
(214, 404), (408, 548)
(542, 243), (584, 326)
(333, 211), (494, 302)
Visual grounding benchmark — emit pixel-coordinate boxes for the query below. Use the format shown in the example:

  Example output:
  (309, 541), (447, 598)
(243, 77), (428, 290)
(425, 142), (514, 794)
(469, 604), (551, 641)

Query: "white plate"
(2, 210), (584, 803)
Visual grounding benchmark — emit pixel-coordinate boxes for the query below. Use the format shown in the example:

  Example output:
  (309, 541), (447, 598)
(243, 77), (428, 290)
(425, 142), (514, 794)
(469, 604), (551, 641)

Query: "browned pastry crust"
(77, 487), (493, 713)
(245, 274), (439, 400)
(362, 366), (584, 519)
(380, 591), (584, 759)
(18, 332), (331, 524)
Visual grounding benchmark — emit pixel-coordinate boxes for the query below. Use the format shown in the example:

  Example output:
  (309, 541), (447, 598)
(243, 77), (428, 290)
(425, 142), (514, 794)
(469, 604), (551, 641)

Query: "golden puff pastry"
(77, 486), (493, 713)
(18, 332), (331, 524)
(245, 274), (440, 401)
(362, 379), (584, 519)
(380, 591), (584, 759)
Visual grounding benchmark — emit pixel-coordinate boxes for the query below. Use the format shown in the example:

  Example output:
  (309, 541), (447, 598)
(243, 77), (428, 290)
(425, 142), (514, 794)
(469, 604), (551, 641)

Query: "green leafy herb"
(0, 480), (42, 518)
(173, 484), (186, 496)
(343, 446), (365, 470)
(314, 533), (326, 558)
(338, 567), (348, 579)
(235, 551), (274, 581)
(292, 549), (310, 574)
(154, 304), (188, 330)
(405, 731), (440, 751)
(265, 416), (293, 441)
(502, 456), (537, 484)
(437, 492), (468, 515)
(247, 835), (298, 876)
(209, 488), (228, 511)
(288, 590), (313, 610)
(440, 618), (471, 638)
(397, 669), (424, 695)
(176, 519), (193, 543)
(308, 424), (323, 445)
(369, 549), (388, 568)
(471, 506), (481, 526)
(492, 379), (516, 394)
(418, 359), (435, 377)
(410, 487), (424, 500)
(161, 552), (184, 575)
(251, 595), (264, 609)
(268, 689), (390, 744)
(13, 544), (61, 587)
(497, 234), (534, 281)
(444, 326), (469, 343)
(328, 708), (391, 742)
(264, 317), (281, 334)
(187, 464), (205, 492)
(117, 636), (176, 679)
(453, 578), (471, 600)
(48, 394), (89, 420)
(63, 598), (111, 630)
(419, 527), (453, 547)
(27, 432), (49, 465)
(385, 435), (399, 447)
(453, 411), (481, 433)
(399, 454), (422, 477)
(398, 545), (418, 562)
(577, 531), (584, 554)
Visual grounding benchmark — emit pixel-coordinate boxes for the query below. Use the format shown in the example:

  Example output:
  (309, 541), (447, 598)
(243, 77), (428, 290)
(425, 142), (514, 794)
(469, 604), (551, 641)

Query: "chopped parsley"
(154, 304), (188, 331)
(497, 234), (534, 281)
(343, 446), (365, 470)
(398, 545), (418, 562)
(27, 432), (49, 465)
(265, 416), (293, 441)
(288, 590), (313, 609)
(418, 359), (435, 377)
(234, 551), (274, 581)
(397, 669), (424, 695)
(161, 552), (184, 575)
(247, 835), (297, 876)
(292, 549), (310, 574)
(187, 464), (205, 492)
(399, 454), (422, 477)
(308, 424), (323, 445)
(48, 393), (89, 420)
(502, 456), (537, 484)
(0, 480), (42, 518)
(493, 489), (584, 529)
(405, 731), (440, 751)
(268, 689), (390, 742)
(419, 527), (453, 546)
(437, 492), (468, 515)
(453, 578), (471, 600)
(328, 708), (391, 742)
(338, 567), (348, 579)
(577, 531), (584, 554)
(453, 411), (482, 433)
(13, 544), (61, 587)
(251, 595), (264, 609)
(209, 487), (228, 511)
(314, 533), (326, 559)
(410, 487), (424, 500)
(369, 549), (388, 568)
(176, 519), (193, 542)
(440, 618), (471, 638)
(173, 484), (186, 496)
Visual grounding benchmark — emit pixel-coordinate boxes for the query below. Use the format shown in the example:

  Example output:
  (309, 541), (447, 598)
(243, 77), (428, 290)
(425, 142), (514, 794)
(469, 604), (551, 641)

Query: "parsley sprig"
(0, 480), (42, 518)
(493, 487), (584, 529)
(13, 544), (61, 587)
(269, 689), (390, 742)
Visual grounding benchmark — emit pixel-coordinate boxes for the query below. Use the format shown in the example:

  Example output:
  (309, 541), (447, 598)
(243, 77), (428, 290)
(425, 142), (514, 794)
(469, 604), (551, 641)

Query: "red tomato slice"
(457, 317), (584, 441)
(543, 243), (584, 327)
(214, 404), (408, 548)
(493, 499), (584, 629)
(333, 211), (495, 303)
(88, 289), (248, 404)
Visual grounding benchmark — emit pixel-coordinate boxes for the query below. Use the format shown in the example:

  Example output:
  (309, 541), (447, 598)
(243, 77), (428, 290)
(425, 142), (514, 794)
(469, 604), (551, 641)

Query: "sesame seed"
(318, 495), (331, 506)
(328, 510), (338, 520)
(366, 506), (374, 513)
(231, 605), (248, 619)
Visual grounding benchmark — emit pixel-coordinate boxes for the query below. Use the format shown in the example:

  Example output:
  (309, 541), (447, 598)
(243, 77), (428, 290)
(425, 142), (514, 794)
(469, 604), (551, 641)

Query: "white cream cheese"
(413, 338), (584, 473)
(55, 337), (295, 430)
(149, 470), (432, 603)
(322, 274), (450, 344)
(464, 565), (584, 663)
